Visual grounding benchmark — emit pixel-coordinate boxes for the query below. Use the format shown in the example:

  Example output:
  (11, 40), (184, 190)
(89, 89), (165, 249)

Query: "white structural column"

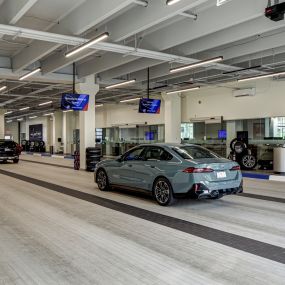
(62, 111), (76, 154)
(0, 110), (5, 139)
(162, 93), (181, 144)
(76, 75), (99, 169)
(52, 111), (63, 153)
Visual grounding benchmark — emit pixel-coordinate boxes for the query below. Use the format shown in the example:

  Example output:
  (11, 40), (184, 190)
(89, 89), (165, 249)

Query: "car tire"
(241, 154), (257, 170)
(153, 177), (175, 206)
(96, 169), (110, 191)
(13, 159), (19, 164)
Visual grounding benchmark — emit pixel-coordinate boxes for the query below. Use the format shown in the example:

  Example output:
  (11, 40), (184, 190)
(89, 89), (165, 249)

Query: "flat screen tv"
(138, 98), (161, 114)
(218, 130), (227, 139)
(61, 93), (89, 111)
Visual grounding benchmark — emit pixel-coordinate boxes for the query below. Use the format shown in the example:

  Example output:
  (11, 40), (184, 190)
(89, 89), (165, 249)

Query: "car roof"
(137, 143), (198, 148)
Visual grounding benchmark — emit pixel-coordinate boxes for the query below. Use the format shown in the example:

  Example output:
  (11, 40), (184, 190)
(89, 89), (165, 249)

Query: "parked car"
(0, 140), (20, 163)
(94, 144), (243, 206)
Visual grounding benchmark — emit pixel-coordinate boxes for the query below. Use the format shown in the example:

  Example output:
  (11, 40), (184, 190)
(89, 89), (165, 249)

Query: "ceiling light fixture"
(166, 86), (200, 95)
(170, 56), (224, 74)
(105, 79), (136, 90)
(39, 101), (53, 106)
(19, 107), (30, 111)
(44, 113), (54, 116)
(120, 97), (140, 103)
(17, 118), (24, 121)
(29, 116), (38, 119)
(65, 32), (109, 58)
(19, 68), (41, 81)
(0, 86), (7, 92)
(96, 104), (103, 107)
(217, 0), (233, 6)
(4, 111), (13, 115)
(237, 71), (285, 83)
(166, 0), (181, 5)
(6, 120), (12, 123)
(63, 110), (73, 113)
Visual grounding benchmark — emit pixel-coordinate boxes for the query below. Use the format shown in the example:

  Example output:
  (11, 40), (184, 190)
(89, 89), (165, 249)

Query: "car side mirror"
(117, 156), (123, 162)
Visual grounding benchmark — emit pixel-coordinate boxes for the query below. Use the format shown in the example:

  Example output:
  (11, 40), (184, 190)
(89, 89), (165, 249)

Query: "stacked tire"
(228, 138), (257, 170)
(86, 147), (101, 172)
(74, 151), (80, 170)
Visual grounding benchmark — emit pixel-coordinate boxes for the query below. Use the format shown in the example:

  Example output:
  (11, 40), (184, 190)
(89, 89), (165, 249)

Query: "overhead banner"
(61, 93), (89, 111)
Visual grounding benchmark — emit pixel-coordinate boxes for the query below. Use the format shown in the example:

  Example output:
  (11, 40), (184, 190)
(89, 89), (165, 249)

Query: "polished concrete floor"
(0, 155), (284, 284)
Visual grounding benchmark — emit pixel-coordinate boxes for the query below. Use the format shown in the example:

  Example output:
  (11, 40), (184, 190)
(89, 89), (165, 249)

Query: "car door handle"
(145, 164), (155, 168)
(128, 164), (132, 167)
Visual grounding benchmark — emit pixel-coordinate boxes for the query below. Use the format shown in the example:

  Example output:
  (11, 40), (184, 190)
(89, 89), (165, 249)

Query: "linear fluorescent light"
(17, 118), (24, 121)
(170, 56), (224, 74)
(0, 86), (7, 92)
(44, 113), (54, 116)
(6, 120), (12, 123)
(217, 0), (233, 6)
(4, 111), (13, 115)
(19, 68), (41, 81)
(39, 101), (53, 106)
(96, 104), (103, 107)
(120, 97), (140, 103)
(29, 116), (38, 119)
(166, 0), (181, 5)
(105, 79), (136, 90)
(19, 107), (30, 111)
(237, 71), (285, 83)
(65, 32), (109, 58)
(63, 110), (73, 113)
(166, 86), (200, 95)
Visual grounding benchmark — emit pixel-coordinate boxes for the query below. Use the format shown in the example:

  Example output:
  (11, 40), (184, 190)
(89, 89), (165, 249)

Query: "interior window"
(145, 147), (172, 161)
(124, 148), (145, 161)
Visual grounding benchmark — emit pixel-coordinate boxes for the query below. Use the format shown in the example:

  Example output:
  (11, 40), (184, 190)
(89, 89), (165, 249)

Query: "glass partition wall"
(98, 125), (165, 156)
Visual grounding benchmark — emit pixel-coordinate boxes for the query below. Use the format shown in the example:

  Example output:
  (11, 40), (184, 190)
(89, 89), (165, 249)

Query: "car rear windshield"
(172, 146), (219, 160)
(0, 140), (16, 148)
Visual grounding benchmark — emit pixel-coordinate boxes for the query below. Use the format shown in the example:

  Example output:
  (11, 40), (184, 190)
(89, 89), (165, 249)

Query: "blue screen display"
(218, 130), (227, 139)
(139, 98), (161, 114)
(61, 94), (89, 111)
(145, 132), (155, 141)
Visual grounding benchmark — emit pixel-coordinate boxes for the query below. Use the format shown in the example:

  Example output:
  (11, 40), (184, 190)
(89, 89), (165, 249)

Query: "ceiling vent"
(233, 88), (256, 98)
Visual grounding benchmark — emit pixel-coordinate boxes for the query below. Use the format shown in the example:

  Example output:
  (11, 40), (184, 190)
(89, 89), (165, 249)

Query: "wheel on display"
(153, 177), (175, 206)
(96, 169), (110, 191)
(230, 139), (247, 154)
(241, 154), (257, 170)
(13, 158), (19, 164)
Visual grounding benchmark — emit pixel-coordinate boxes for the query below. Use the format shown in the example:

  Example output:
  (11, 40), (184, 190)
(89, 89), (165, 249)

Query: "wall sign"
(29, 124), (43, 141)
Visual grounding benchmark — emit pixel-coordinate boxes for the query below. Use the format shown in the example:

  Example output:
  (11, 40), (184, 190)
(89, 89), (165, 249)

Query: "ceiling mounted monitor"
(61, 93), (89, 111)
(138, 98), (161, 114)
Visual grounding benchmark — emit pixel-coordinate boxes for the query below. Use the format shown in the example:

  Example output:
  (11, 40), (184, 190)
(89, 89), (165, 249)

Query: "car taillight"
(183, 167), (214, 173)
(230, 165), (241, 171)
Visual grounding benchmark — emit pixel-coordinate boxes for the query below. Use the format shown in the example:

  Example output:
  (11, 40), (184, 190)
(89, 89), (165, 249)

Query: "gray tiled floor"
(0, 158), (284, 284)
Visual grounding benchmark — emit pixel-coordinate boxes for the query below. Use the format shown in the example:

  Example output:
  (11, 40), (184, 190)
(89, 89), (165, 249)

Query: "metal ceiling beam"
(41, 0), (208, 74)
(12, 0), (137, 72)
(94, 0), (281, 81)
(0, 0), (38, 25)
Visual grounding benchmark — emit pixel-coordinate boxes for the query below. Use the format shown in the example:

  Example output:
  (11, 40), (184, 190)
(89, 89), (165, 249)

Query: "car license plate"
(217, 171), (227, 179)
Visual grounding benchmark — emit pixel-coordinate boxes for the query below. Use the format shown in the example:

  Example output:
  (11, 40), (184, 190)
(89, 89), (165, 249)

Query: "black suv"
(0, 140), (19, 163)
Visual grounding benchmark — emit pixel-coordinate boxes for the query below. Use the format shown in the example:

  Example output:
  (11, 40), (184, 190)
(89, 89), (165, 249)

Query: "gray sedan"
(95, 144), (243, 206)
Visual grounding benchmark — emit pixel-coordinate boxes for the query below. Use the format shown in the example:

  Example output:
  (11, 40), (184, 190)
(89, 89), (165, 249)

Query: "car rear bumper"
(0, 156), (18, 160)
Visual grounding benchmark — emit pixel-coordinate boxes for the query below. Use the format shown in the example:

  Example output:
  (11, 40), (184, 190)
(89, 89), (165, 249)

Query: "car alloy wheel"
(241, 154), (257, 170)
(97, 170), (109, 191)
(154, 178), (174, 206)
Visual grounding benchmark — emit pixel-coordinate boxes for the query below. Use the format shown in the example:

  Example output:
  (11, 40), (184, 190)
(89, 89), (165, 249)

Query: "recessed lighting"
(39, 101), (53, 106)
(19, 107), (30, 111)
(17, 118), (24, 121)
(105, 79), (136, 90)
(19, 68), (41, 81)
(120, 97), (140, 103)
(44, 113), (54, 116)
(65, 32), (109, 58)
(166, 0), (181, 5)
(29, 116), (38, 119)
(0, 86), (7, 92)
(96, 104), (103, 107)
(237, 71), (285, 83)
(166, 86), (200, 95)
(4, 111), (13, 115)
(170, 57), (224, 74)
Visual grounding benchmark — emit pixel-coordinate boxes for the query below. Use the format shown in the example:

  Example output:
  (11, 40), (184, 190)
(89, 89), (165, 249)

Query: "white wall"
(95, 102), (165, 128)
(5, 121), (19, 142)
(181, 78), (285, 121)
